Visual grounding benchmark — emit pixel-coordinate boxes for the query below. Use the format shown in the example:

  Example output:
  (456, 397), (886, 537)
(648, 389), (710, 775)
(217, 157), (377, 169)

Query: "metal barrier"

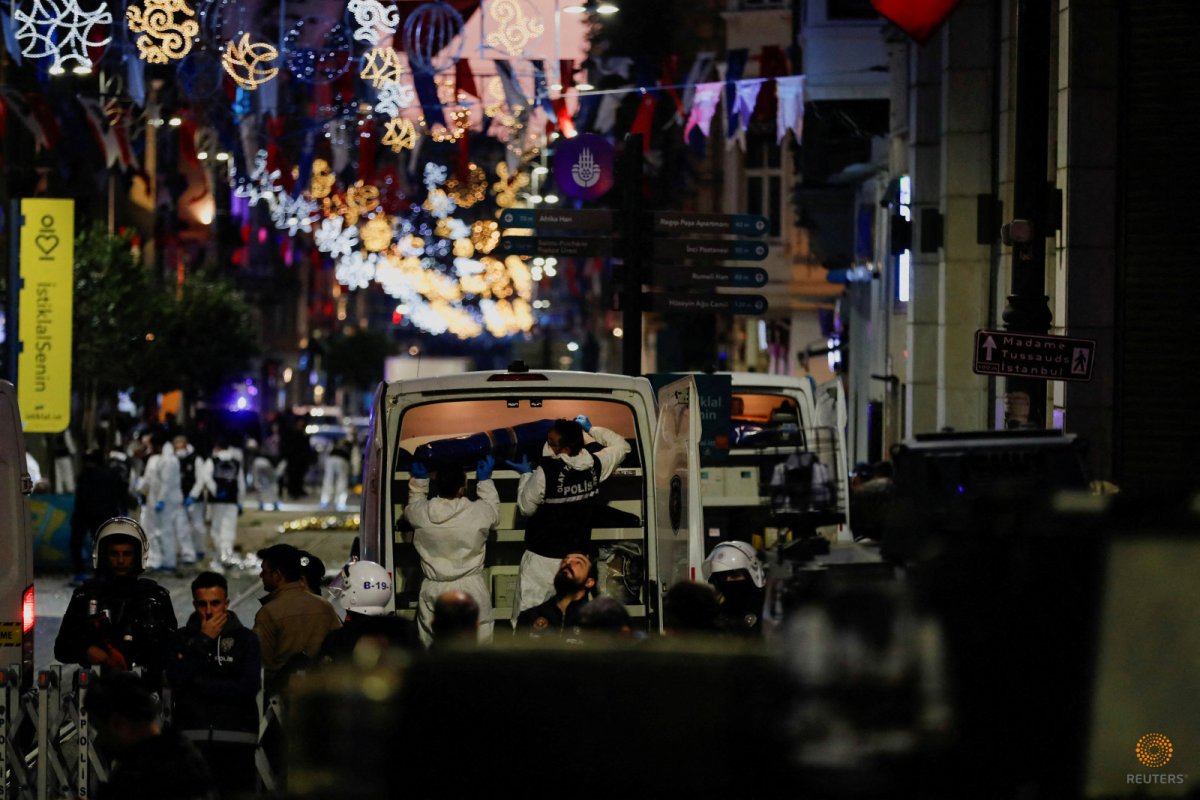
(1, 666), (280, 800)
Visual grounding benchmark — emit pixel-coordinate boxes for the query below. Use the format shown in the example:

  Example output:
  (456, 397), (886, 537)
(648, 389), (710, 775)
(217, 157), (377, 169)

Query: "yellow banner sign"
(17, 198), (74, 433)
(0, 622), (21, 646)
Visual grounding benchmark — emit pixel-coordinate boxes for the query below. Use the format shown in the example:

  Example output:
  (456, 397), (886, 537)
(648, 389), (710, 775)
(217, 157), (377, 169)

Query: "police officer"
(54, 517), (177, 683)
(165, 571), (261, 798)
(701, 541), (767, 636)
(194, 437), (244, 573)
(505, 416), (629, 624)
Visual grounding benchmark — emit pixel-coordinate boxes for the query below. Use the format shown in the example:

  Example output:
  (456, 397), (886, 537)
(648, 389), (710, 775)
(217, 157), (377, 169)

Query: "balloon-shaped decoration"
(222, 32), (279, 89)
(285, 18), (352, 84)
(401, 0), (463, 75)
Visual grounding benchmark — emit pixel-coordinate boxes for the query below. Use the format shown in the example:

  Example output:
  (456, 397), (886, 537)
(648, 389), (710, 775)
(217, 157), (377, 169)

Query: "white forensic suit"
(511, 427), (630, 625)
(144, 443), (189, 569)
(193, 446), (245, 571)
(405, 474), (500, 646)
(320, 438), (351, 511)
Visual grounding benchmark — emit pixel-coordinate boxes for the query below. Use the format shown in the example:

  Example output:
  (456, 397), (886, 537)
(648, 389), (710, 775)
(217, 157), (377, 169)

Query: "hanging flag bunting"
(756, 45), (789, 122)
(681, 52), (715, 118)
(413, 68), (444, 127)
(593, 90), (625, 136)
(530, 60), (555, 116)
(684, 81), (722, 141)
(0, 87), (48, 148)
(551, 97), (575, 138)
(1, 8), (22, 65)
(126, 51), (146, 105)
(661, 55), (683, 117)
(494, 60), (528, 114)
(455, 58), (478, 99)
(732, 79), (763, 131)
(775, 74), (805, 144)
(629, 92), (656, 152)
(724, 48), (748, 139)
(77, 96), (119, 166)
(559, 59), (574, 90)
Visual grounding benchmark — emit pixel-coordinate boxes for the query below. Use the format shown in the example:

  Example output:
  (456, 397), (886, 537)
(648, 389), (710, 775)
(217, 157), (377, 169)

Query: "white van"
(358, 364), (668, 628)
(0, 381), (35, 687)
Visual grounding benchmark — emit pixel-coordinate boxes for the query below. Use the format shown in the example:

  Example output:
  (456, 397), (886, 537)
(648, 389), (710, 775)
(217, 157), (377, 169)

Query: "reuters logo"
(1135, 733), (1174, 768)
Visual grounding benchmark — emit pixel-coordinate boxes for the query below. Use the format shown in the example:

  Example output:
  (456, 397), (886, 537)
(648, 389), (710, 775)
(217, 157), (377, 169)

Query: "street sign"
(648, 294), (768, 315)
(498, 235), (613, 258)
(653, 239), (770, 262)
(652, 211), (770, 238)
(972, 329), (1096, 382)
(554, 133), (616, 201)
(651, 265), (768, 289)
(499, 208), (614, 232)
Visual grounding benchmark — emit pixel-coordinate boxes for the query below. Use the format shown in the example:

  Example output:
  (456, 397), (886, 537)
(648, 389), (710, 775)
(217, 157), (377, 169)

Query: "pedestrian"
(69, 449), (128, 586)
(253, 543), (342, 695)
(54, 517), (177, 684)
(663, 581), (721, 636)
(320, 434), (352, 511)
(405, 455), (500, 646)
(505, 415), (630, 623)
(165, 572), (261, 798)
(51, 428), (77, 494)
(702, 541), (767, 636)
(430, 590), (480, 650)
(194, 437), (245, 573)
(175, 434), (206, 564)
(514, 551), (597, 640)
(321, 560), (419, 663)
(83, 671), (216, 800)
(281, 416), (313, 500)
(249, 435), (283, 511)
(299, 551), (326, 595)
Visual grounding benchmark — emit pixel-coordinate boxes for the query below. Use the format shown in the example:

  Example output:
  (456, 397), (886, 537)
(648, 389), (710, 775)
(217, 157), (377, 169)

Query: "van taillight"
(486, 373), (548, 381)
(22, 584), (34, 634)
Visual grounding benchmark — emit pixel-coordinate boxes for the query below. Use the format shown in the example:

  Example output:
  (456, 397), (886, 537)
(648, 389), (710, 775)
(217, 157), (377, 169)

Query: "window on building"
(745, 129), (785, 238)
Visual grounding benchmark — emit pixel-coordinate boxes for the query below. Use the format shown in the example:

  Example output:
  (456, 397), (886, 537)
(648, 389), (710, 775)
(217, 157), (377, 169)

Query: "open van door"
(358, 381), (389, 603)
(0, 381), (34, 687)
(815, 377), (852, 542)
(653, 376), (703, 605)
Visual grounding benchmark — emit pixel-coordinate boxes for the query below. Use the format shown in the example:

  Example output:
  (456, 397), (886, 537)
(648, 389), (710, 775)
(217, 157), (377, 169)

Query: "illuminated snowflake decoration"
(231, 150), (281, 207)
(14, 0), (113, 73)
(423, 163), (449, 191)
(335, 251), (379, 290)
(314, 216), (360, 258)
(375, 80), (415, 117)
(348, 0), (398, 45)
(270, 194), (319, 235)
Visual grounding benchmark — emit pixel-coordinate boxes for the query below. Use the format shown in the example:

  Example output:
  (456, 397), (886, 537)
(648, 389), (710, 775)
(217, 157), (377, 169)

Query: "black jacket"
(99, 729), (216, 800)
(515, 596), (590, 638)
(54, 575), (176, 679)
(165, 612), (262, 734)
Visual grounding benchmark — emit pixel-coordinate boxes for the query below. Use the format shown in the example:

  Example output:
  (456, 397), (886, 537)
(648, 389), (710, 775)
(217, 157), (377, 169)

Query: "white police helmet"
(701, 541), (765, 589)
(93, 516), (150, 569)
(329, 560), (392, 616)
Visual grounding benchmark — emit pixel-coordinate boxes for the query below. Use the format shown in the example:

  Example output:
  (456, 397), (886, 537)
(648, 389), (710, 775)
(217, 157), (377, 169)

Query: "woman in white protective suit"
(404, 456), (500, 646)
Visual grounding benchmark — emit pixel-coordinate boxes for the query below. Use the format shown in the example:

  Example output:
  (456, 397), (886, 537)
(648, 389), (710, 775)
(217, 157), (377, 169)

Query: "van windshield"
(396, 398), (640, 469)
(730, 392), (806, 448)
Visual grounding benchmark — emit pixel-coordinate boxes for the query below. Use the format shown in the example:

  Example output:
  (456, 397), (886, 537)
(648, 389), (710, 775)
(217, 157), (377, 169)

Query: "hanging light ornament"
(375, 79), (415, 117)
(126, 0), (198, 63)
(382, 117), (418, 153)
(484, 0), (543, 58)
(444, 163), (488, 208)
(492, 162), (529, 208)
(359, 215), (394, 252)
(14, 0), (113, 74)
(222, 32), (279, 89)
(348, 0), (398, 45)
(309, 159), (336, 199)
(401, 0), (464, 75)
(360, 46), (403, 87)
(285, 19), (352, 84)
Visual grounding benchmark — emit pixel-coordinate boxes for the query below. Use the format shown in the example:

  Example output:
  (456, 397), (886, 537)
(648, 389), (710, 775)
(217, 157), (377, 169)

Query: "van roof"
(385, 369), (653, 395)
(665, 371), (815, 393)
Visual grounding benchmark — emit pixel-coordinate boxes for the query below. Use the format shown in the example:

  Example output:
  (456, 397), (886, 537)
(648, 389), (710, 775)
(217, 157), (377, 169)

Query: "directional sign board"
(973, 329), (1096, 382)
(648, 294), (768, 315)
(651, 265), (768, 289)
(653, 211), (770, 238)
(653, 239), (769, 262)
(498, 236), (613, 258)
(499, 208), (615, 232)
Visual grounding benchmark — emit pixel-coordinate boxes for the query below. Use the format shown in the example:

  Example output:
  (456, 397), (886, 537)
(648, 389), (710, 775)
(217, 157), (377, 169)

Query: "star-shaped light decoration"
(15, 0), (113, 74)
(231, 150), (282, 207)
(270, 194), (319, 236)
(335, 251), (379, 291)
(315, 216), (360, 258)
(347, 0), (398, 45)
(126, 0), (199, 64)
(381, 117), (418, 153)
(222, 32), (279, 90)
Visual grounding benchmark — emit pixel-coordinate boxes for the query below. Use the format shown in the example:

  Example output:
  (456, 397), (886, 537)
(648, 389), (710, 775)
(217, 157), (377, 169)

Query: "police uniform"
(515, 596), (590, 640)
(510, 426), (630, 623)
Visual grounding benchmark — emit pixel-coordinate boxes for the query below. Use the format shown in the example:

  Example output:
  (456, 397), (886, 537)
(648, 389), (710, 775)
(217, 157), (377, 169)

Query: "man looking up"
(506, 416), (629, 624)
(515, 551), (597, 640)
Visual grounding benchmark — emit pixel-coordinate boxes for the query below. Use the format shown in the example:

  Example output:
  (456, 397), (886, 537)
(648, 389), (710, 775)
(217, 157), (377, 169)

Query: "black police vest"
(178, 452), (197, 495)
(524, 453), (603, 559)
(212, 457), (241, 502)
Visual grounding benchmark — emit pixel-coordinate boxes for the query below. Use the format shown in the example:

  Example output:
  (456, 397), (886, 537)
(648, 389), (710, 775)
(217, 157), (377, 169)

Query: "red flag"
(559, 59), (574, 90)
(455, 59), (478, 99)
(552, 97), (576, 138)
(756, 46), (790, 122)
(661, 55), (683, 116)
(630, 94), (657, 152)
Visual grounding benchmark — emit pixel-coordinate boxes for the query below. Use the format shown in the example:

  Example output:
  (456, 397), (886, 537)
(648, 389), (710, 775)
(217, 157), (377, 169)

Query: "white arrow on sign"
(982, 335), (997, 361)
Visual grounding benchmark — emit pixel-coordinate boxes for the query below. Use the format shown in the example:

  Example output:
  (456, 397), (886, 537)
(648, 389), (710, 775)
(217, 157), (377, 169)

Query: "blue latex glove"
(410, 461), (429, 479)
(184, 496), (194, 507)
(154, 500), (165, 513)
(575, 415), (592, 433)
(505, 455), (532, 475)
(476, 454), (495, 481)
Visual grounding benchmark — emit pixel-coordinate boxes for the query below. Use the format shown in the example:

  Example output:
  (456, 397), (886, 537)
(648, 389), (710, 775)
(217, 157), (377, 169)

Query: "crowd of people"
(50, 414), (775, 798)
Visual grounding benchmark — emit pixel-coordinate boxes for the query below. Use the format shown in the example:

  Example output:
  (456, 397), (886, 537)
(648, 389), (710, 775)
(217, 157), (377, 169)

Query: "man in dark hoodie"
(54, 517), (176, 686)
(165, 571), (262, 798)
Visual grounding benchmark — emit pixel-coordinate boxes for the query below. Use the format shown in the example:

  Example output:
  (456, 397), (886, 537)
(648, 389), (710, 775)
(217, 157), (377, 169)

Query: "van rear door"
(0, 381), (34, 687)
(653, 376), (703, 593)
